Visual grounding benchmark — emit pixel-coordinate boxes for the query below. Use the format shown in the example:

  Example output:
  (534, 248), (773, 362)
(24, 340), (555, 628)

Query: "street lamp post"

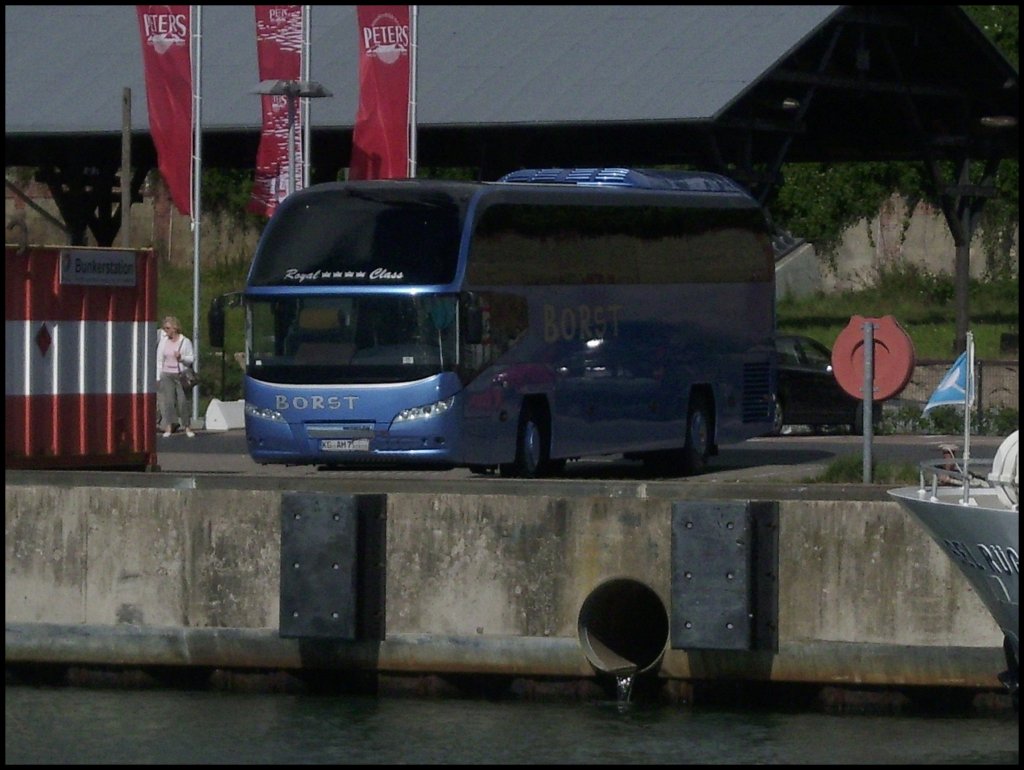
(253, 79), (332, 197)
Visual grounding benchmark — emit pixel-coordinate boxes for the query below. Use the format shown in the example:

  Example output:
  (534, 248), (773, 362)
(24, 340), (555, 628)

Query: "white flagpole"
(962, 331), (975, 504)
(407, 5), (418, 178)
(302, 5), (311, 189)
(191, 4), (203, 426)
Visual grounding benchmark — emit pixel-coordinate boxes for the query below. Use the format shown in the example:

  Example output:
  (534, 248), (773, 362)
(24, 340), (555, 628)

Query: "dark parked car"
(771, 334), (878, 435)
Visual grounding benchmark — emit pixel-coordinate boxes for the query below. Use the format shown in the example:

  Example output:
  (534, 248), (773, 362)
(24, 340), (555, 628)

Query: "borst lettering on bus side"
(543, 304), (623, 342)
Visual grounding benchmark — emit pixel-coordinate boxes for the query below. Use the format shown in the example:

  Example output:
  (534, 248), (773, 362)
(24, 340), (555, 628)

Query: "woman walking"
(156, 315), (195, 437)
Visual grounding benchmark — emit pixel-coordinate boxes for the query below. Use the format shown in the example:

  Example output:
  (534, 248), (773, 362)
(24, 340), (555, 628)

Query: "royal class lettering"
(283, 267), (404, 282)
(544, 304), (623, 342)
(275, 395), (359, 411)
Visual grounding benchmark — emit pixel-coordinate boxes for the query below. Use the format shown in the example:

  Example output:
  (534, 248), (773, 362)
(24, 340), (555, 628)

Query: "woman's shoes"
(160, 425), (195, 437)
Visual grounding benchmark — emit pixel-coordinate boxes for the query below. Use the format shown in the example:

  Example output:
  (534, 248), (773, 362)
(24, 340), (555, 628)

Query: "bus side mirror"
(464, 299), (484, 345)
(208, 295), (226, 349)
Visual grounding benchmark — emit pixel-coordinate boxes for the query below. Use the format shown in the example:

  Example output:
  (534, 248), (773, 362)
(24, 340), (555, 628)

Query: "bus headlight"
(394, 396), (455, 423)
(245, 402), (286, 423)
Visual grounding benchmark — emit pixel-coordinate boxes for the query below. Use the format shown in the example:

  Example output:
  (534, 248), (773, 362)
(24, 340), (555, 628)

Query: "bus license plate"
(320, 438), (370, 452)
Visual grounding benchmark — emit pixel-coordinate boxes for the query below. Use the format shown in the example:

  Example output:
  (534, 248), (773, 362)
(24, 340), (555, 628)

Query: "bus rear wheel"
(681, 395), (711, 475)
(772, 398), (785, 436)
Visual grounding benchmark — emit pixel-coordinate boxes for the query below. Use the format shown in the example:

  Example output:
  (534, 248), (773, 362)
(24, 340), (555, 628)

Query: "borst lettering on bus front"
(543, 304), (623, 342)
(275, 395), (359, 411)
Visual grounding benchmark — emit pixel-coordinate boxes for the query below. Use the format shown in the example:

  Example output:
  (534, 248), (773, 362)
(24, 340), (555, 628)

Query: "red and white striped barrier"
(5, 246), (158, 470)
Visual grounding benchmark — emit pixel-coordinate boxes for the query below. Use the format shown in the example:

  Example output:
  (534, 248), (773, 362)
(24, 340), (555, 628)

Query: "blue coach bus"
(242, 168), (776, 477)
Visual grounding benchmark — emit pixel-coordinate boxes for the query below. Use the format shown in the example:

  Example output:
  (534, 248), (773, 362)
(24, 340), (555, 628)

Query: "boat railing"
(913, 436), (1020, 511)
(914, 457), (994, 504)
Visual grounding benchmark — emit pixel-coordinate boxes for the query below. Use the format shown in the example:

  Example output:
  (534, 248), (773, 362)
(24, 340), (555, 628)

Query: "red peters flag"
(249, 5), (304, 216)
(350, 6), (412, 180)
(136, 6), (193, 216)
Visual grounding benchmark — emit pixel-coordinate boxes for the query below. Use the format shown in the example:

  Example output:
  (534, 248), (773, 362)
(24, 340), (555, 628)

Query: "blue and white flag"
(923, 351), (972, 413)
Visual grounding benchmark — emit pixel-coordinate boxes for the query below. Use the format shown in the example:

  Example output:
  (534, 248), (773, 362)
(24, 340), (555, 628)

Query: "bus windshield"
(247, 189), (463, 287)
(247, 294), (460, 385)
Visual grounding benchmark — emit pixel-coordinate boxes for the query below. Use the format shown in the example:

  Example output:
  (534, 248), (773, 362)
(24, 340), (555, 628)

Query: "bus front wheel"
(500, 404), (548, 478)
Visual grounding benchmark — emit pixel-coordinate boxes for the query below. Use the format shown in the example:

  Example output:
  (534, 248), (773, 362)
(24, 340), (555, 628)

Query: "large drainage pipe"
(577, 578), (669, 676)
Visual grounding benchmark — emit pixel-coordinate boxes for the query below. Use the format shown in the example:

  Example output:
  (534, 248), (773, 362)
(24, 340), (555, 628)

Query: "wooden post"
(121, 87), (132, 248)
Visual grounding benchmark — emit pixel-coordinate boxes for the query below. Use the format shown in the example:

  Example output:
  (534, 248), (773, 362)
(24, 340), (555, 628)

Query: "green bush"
(922, 405), (967, 435)
(876, 403), (1019, 437)
(978, 406), (1020, 437)
(877, 405), (928, 436)
(923, 405), (1020, 437)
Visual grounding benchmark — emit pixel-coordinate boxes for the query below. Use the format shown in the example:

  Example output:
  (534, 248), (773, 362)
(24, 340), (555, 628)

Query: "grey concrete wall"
(774, 243), (823, 302)
(385, 495), (669, 640)
(5, 487), (280, 628)
(777, 500), (995, 647)
(773, 196), (1019, 301)
(5, 483), (1004, 686)
(826, 197), (1019, 293)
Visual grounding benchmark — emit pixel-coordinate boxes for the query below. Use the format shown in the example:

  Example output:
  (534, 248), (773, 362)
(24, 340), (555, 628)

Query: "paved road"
(155, 428), (1005, 484)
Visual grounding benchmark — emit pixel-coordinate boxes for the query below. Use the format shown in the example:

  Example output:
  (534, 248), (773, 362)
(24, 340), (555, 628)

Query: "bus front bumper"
(245, 416), (460, 466)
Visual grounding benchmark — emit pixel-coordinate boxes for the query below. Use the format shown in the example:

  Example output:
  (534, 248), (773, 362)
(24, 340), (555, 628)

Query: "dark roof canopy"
(5, 4), (1017, 187)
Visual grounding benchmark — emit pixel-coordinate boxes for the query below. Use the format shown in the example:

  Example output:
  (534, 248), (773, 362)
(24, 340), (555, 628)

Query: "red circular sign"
(831, 315), (915, 402)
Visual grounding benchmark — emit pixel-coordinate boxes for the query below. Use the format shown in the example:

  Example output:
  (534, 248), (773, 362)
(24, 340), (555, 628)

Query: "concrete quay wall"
(4, 482), (1004, 691)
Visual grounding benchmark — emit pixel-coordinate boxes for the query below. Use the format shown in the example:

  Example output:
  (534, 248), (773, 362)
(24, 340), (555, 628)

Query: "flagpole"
(191, 4), (203, 427)
(962, 331), (974, 505)
(302, 5), (311, 189)
(407, 5), (418, 178)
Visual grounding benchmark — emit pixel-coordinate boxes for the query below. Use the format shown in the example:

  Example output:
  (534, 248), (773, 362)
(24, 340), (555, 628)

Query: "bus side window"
(464, 294), (484, 344)
(465, 291), (528, 363)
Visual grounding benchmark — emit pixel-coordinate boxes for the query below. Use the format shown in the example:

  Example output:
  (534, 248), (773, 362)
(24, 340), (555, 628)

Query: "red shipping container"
(5, 246), (158, 470)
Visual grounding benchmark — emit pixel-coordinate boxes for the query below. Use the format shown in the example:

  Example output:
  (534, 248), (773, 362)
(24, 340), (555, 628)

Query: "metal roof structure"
(4, 5), (1019, 250)
(7, 6), (844, 134)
